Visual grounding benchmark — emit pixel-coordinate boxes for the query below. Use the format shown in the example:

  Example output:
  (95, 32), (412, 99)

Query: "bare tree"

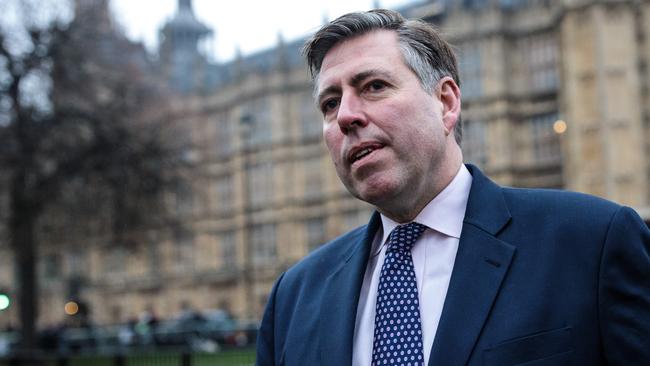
(0, 0), (184, 351)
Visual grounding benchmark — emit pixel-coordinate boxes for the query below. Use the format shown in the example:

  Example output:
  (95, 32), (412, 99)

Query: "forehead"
(317, 30), (406, 92)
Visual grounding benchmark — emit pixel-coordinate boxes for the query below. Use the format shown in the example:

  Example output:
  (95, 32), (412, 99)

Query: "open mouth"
(352, 147), (374, 162)
(348, 143), (383, 165)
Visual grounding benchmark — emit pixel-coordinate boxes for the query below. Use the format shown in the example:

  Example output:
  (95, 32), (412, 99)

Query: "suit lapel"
(429, 165), (515, 366)
(319, 213), (381, 365)
(428, 225), (515, 366)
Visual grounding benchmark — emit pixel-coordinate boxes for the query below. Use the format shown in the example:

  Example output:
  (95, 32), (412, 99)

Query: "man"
(256, 9), (650, 366)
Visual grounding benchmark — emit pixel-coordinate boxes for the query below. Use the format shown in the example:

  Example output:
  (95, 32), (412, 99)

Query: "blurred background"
(0, 0), (648, 364)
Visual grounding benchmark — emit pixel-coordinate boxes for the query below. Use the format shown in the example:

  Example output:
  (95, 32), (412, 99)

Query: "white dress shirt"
(352, 165), (473, 366)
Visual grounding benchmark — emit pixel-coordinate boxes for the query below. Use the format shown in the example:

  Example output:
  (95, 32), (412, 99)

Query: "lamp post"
(239, 114), (255, 319)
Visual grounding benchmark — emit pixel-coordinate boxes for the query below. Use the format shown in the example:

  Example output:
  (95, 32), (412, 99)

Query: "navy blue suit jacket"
(256, 165), (650, 365)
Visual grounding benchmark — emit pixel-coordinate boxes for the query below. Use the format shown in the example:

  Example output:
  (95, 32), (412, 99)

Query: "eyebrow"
(350, 69), (392, 88)
(317, 68), (394, 105)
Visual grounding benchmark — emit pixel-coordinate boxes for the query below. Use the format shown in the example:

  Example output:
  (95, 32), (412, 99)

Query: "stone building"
(1, 0), (648, 329)
(128, 0), (647, 323)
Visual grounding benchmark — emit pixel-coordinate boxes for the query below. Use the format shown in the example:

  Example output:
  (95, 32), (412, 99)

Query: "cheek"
(375, 99), (423, 128)
(323, 127), (342, 159)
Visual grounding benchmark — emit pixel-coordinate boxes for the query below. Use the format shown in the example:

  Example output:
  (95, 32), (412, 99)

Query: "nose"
(336, 93), (367, 134)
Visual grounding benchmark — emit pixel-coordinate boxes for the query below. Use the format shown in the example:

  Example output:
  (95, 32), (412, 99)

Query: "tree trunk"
(15, 219), (37, 352)
(9, 173), (39, 352)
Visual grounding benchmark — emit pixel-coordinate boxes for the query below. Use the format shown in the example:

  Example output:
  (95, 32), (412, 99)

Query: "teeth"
(354, 147), (374, 161)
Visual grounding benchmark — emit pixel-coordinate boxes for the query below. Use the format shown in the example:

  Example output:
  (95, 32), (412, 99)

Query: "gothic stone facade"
(0, 0), (647, 329)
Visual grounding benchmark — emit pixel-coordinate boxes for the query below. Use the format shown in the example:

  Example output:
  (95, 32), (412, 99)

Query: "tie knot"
(387, 222), (427, 252)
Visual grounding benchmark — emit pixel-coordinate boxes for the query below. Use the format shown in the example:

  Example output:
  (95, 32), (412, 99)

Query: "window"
(304, 157), (322, 200)
(342, 209), (372, 232)
(214, 175), (233, 212)
(215, 113), (233, 156)
(174, 229), (195, 270)
(248, 162), (274, 207)
(220, 231), (237, 268)
(300, 93), (322, 139)
(522, 34), (558, 92)
(147, 240), (160, 275)
(174, 122), (195, 163)
(252, 223), (277, 265)
(244, 98), (272, 146)
(105, 247), (126, 275)
(462, 120), (488, 166)
(306, 218), (327, 252)
(459, 43), (482, 99)
(530, 113), (561, 163)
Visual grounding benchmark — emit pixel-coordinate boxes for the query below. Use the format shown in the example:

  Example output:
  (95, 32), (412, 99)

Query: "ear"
(436, 77), (461, 136)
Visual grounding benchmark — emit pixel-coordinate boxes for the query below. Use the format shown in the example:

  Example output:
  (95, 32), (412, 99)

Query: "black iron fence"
(0, 349), (255, 366)
(0, 317), (258, 366)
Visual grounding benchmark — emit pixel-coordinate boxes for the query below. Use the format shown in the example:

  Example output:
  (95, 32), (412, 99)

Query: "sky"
(110, 0), (415, 62)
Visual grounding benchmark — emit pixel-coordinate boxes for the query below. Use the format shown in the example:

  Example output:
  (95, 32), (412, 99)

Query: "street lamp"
(239, 113), (255, 319)
(0, 293), (10, 311)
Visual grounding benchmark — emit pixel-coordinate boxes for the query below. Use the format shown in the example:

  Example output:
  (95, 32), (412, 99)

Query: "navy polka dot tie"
(372, 222), (427, 366)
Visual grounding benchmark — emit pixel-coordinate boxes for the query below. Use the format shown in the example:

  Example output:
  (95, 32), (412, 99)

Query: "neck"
(379, 148), (463, 223)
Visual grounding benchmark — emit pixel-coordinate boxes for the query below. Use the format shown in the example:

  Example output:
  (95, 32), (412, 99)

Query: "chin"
(353, 180), (401, 206)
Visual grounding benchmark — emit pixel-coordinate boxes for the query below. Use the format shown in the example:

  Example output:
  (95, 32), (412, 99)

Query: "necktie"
(372, 222), (427, 366)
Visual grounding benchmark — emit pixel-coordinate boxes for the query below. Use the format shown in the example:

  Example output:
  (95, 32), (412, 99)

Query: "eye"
(321, 98), (339, 114)
(367, 80), (387, 92)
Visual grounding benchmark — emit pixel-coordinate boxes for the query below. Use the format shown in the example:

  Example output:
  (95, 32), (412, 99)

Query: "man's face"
(317, 30), (458, 219)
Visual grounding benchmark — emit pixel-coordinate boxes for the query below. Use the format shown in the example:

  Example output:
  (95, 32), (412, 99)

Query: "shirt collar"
(372, 164), (473, 256)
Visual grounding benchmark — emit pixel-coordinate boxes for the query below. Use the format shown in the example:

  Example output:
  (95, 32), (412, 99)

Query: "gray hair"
(302, 9), (463, 143)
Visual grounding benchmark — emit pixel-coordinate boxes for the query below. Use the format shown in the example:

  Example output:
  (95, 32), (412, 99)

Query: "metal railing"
(0, 349), (255, 366)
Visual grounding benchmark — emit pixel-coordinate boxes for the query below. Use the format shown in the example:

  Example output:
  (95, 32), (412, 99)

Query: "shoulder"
(498, 187), (650, 252)
(466, 164), (626, 231)
(501, 186), (621, 218)
(501, 187), (630, 237)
